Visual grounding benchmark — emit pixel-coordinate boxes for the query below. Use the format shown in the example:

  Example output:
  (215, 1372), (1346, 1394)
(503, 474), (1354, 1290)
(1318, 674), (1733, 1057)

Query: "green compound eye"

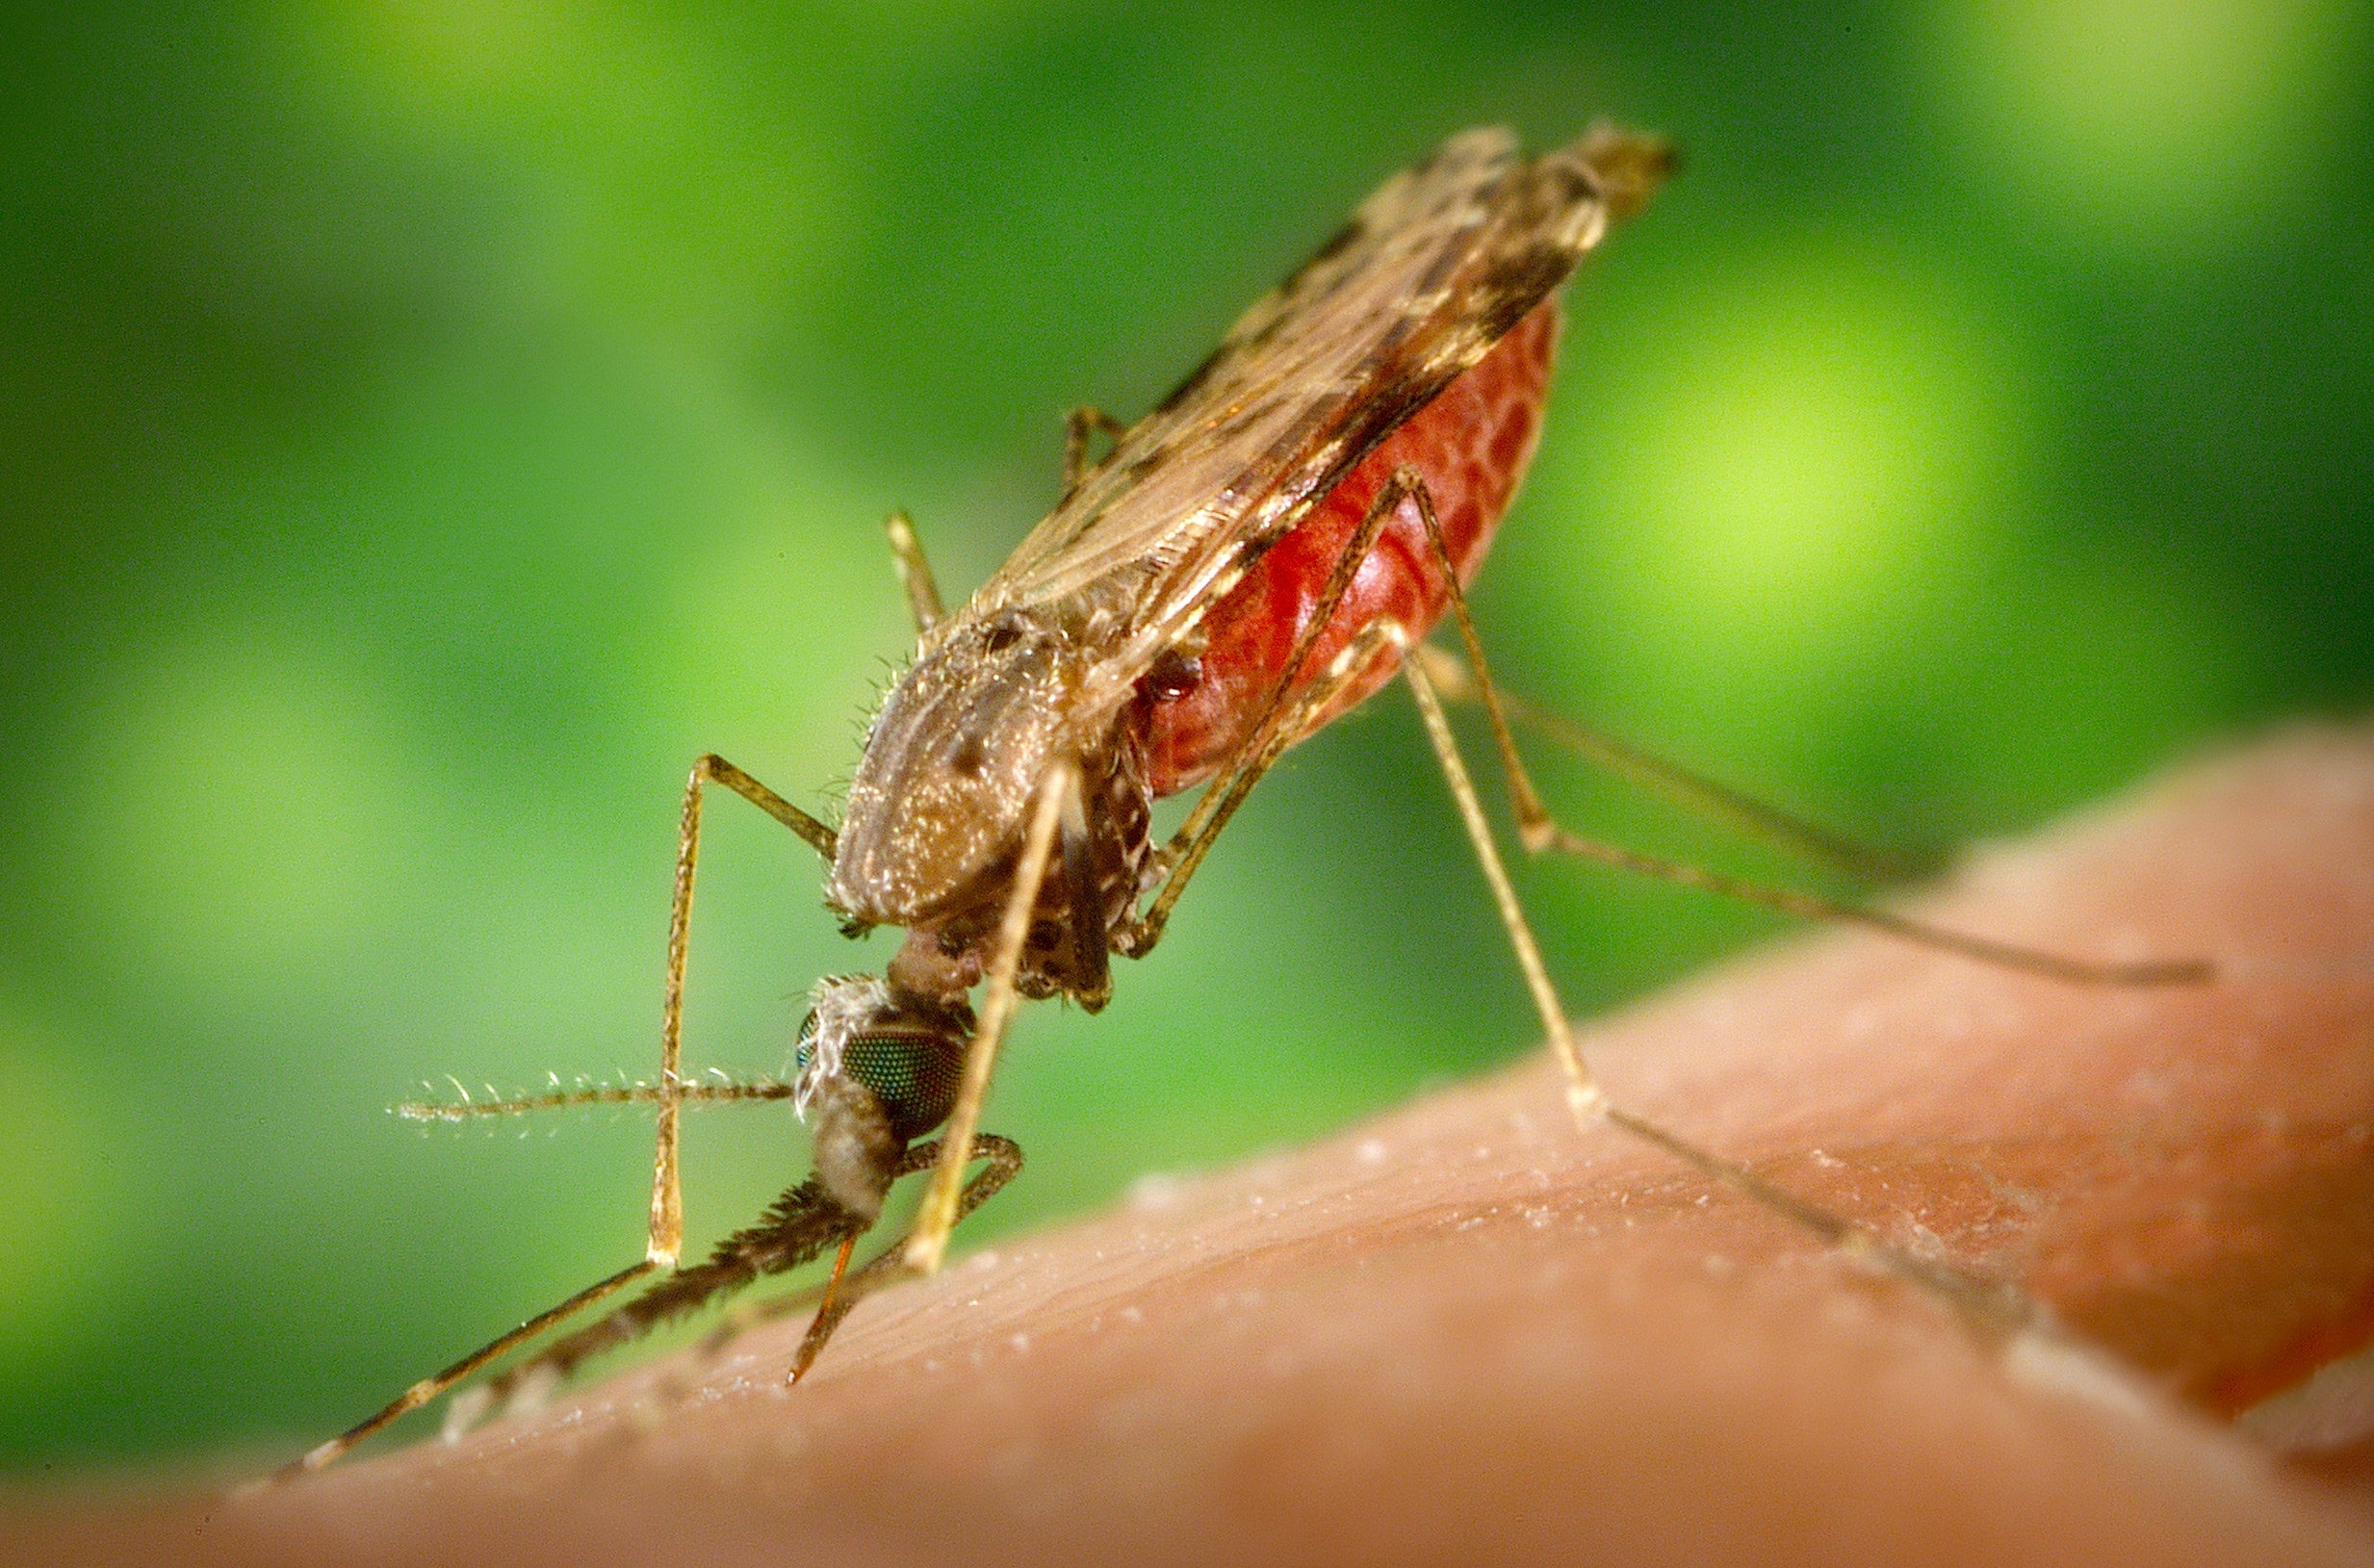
(796, 983), (974, 1143)
(834, 1031), (965, 1140)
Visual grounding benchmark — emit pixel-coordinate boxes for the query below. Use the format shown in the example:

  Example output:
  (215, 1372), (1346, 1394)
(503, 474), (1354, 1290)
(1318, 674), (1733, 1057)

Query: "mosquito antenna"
(396, 1075), (798, 1123)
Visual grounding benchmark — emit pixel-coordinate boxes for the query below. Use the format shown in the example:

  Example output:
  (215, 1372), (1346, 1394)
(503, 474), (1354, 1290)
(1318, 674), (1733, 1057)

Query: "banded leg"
(1381, 468), (2210, 1323)
(1117, 460), (2205, 1338)
(1218, 605), (2030, 1330)
(1124, 439), (2205, 983)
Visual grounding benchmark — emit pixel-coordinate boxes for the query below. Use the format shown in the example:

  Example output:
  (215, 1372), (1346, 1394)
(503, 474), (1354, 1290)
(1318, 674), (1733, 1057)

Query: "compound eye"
(796, 983), (974, 1142)
(839, 1031), (966, 1140)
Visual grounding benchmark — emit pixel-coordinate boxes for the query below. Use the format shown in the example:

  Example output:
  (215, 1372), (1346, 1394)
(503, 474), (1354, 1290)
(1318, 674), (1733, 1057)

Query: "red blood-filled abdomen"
(1140, 299), (1560, 796)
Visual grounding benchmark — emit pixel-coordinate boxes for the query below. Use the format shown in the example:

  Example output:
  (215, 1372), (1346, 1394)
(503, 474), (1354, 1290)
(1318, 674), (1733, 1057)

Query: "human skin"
(7, 723), (2373, 1566)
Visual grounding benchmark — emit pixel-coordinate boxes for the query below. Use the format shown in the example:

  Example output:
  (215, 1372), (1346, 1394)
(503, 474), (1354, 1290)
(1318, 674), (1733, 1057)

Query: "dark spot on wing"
(1472, 244), (1581, 340)
(1280, 216), (1366, 293)
(1153, 341), (1226, 415)
(1210, 397), (1270, 445)
(1124, 445), (1174, 485)
(1340, 368), (1448, 463)
(1155, 215), (1376, 419)
(1538, 159), (1597, 211)
(1240, 310), (1291, 355)
(976, 125), (1667, 643)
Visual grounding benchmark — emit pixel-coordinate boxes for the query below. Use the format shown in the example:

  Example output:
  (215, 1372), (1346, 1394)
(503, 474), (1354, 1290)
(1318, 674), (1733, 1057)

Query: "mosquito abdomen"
(1140, 299), (1561, 795)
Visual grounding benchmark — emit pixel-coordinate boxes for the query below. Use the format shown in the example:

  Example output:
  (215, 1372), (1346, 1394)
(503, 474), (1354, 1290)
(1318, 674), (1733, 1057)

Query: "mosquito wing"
(960, 123), (1670, 709)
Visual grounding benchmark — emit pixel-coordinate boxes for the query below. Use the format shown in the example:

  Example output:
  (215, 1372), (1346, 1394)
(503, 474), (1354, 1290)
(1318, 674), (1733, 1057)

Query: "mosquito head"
(794, 974), (974, 1142)
(793, 974), (974, 1220)
(827, 608), (1101, 928)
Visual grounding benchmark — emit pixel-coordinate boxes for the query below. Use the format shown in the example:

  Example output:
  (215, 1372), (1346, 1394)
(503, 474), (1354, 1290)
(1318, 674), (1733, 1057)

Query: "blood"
(1140, 299), (1561, 795)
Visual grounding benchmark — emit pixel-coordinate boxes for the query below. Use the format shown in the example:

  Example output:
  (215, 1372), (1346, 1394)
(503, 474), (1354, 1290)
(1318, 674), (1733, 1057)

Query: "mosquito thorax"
(827, 608), (1105, 928)
(823, 602), (1157, 1015)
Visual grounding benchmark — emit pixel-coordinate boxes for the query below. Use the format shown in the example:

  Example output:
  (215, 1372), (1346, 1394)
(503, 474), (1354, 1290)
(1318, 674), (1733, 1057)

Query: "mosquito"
(282, 123), (2210, 1479)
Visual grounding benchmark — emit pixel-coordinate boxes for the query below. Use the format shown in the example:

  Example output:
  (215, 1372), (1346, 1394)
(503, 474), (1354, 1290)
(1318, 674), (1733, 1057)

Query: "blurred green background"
(2, 0), (2368, 1470)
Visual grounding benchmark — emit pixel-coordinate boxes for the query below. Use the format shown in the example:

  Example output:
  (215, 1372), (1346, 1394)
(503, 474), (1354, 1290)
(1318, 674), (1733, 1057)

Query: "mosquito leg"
(279, 756), (836, 1479)
(686, 753), (838, 861)
(1062, 404), (1128, 493)
(1407, 644), (1941, 885)
(270, 1259), (658, 1480)
(883, 511), (943, 634)
(790, 1132), (1023, 1380)
(904, 765), (1072, 1275)
(1392, 627), (2031, 1336)
(1122, 606), (1600, 1152)
(1392, 474), (2211, 990)
(653, 756), (840, 1271)
(1121, 468), (1430, 957)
